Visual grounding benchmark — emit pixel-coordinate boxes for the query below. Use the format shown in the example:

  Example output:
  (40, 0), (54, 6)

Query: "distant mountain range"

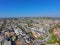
(0, 17), (60, 20)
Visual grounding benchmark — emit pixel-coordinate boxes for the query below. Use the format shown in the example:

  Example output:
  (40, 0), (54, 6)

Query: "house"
(28, 42), (33, 45)
(54, 28), (60, 38)
(31, 30), (39, 38)
(16, 40), (22, 45)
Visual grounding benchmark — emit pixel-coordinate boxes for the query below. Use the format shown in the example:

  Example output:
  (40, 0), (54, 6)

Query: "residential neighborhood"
(0, 17), (60, 45)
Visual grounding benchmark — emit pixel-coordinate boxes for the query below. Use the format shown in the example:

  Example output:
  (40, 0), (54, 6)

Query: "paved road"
(33, 28), (50, 45)
(15, 23), (51, 45)
(4, 40), (11, 45)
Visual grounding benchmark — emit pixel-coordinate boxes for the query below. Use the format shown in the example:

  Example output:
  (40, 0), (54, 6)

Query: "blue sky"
(0, 0), (60, 18)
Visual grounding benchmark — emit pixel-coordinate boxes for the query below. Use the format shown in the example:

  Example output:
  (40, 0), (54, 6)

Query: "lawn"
(47, 33), (57, 44)
(47, 23), (60, 44)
